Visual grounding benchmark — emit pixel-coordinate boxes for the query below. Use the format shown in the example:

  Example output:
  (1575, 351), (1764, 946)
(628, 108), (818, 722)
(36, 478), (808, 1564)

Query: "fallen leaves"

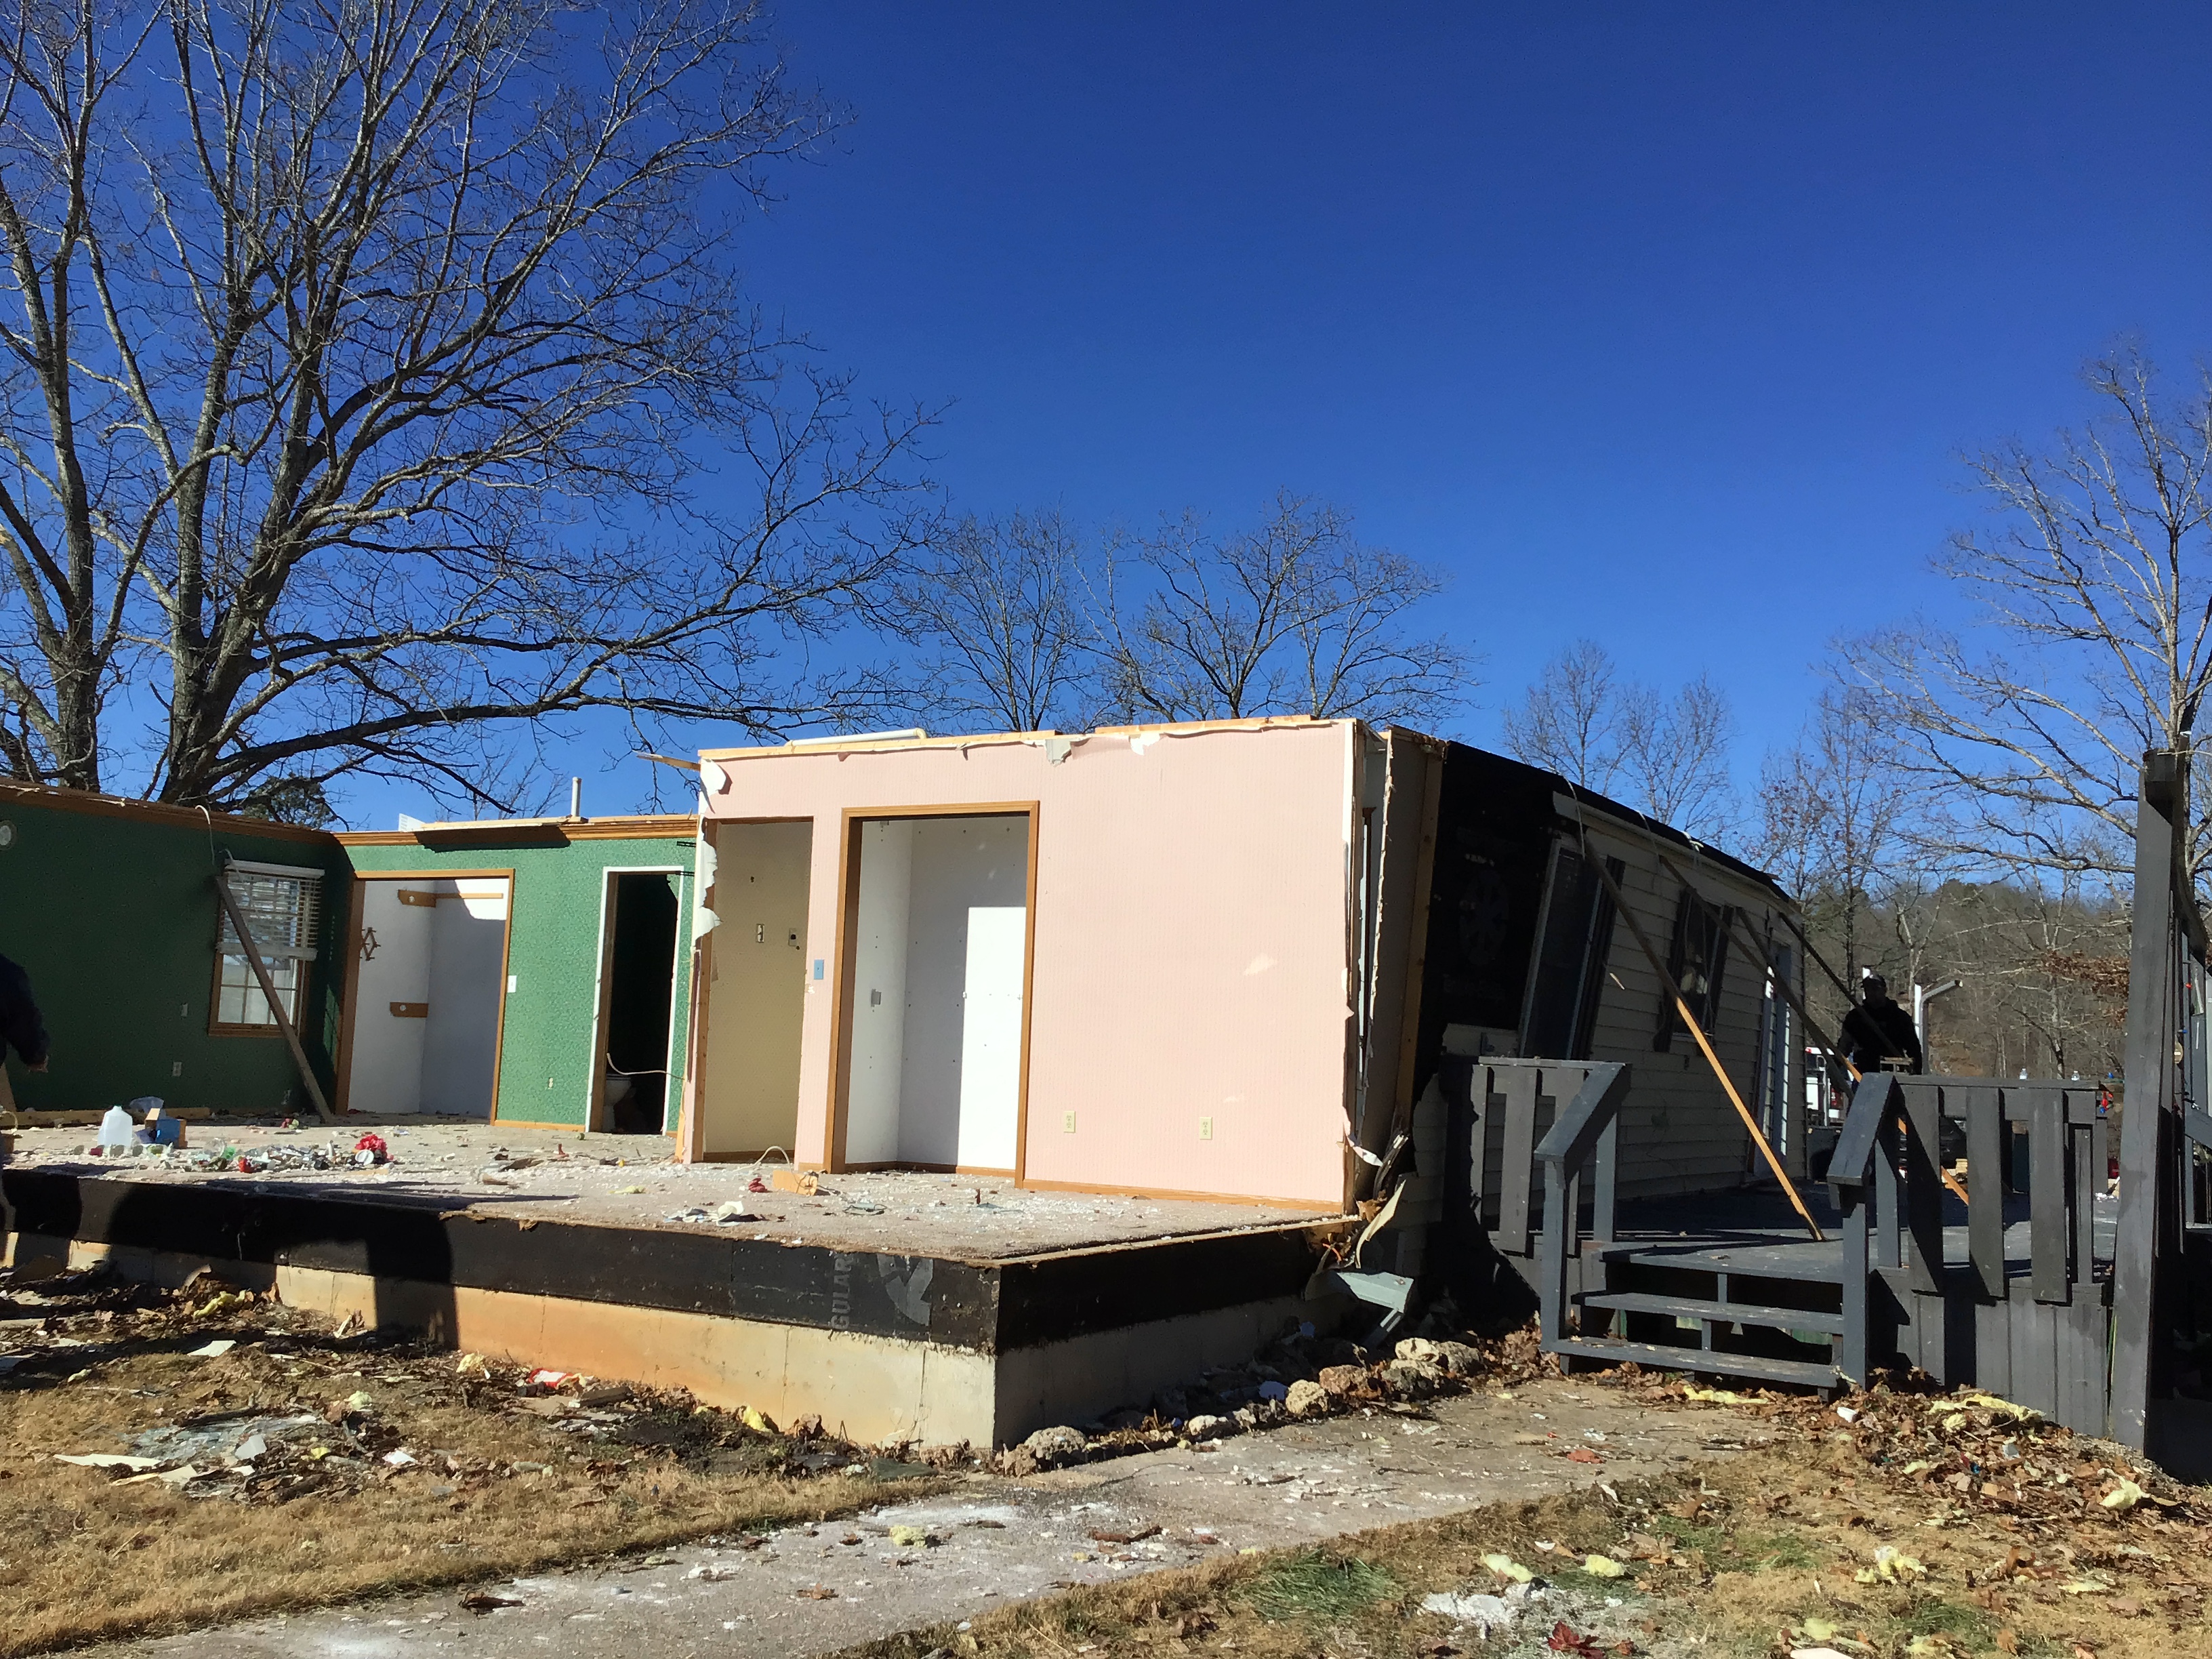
(458, 1591), (522, 1614)
(1544, 1619), (1635, 1656)
(1853, 1545), (1927, 1585)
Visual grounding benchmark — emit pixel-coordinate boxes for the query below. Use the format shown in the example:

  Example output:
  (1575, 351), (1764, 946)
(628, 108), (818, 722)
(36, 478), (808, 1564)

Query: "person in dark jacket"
(0, 952), (48, 1109)
(1838, 972), (1922, 1075)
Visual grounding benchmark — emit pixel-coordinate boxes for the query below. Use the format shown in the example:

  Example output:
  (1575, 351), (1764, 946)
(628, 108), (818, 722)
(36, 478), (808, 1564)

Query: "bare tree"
(1754, 687), (1908, 998)
(0, 0), (935, 819)
(1503, 640), (1738, 840)
(1620, 674), (1735, 835)
(1101, 491), (1465, 728)
(1845, 349), (2212, 888)
(888, 509), (1093, 733)
(1500, 638), (1626, 792)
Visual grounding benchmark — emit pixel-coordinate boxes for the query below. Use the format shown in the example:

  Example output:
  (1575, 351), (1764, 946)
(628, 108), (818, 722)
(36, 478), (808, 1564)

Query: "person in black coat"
(1838, 972), (1923, 1075)
(0, 952), (49, 1109)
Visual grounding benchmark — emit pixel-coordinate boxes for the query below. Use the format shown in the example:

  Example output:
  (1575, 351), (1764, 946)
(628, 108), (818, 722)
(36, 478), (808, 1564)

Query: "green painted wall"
(342, 832), (697, 1130)
(0, 790), (354, 1117)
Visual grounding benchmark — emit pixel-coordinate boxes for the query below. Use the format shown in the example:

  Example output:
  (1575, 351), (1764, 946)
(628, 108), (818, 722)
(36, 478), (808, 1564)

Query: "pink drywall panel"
(697, 724), (1357, 1207)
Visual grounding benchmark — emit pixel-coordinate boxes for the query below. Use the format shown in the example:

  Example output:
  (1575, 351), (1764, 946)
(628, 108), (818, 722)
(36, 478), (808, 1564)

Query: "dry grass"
(838, 1435), (2212, 1659)
(0, 1263), (947, 1656)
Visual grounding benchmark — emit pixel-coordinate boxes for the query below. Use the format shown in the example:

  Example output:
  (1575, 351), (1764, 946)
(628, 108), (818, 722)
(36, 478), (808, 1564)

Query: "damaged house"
(0, 722), (1805, 1443)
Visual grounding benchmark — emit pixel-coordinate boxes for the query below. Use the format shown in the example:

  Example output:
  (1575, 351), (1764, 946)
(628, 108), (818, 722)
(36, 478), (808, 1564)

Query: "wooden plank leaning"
(213, 867), (338, 1124)
(1582, 850), (1824, 1242)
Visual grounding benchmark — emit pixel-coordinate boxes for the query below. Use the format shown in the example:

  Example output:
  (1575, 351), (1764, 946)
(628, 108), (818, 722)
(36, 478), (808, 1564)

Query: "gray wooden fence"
(1828, 1073), (2110, 1433)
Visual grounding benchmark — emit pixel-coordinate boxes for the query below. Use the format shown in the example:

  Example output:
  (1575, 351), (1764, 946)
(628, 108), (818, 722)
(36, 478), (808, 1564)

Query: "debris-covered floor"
(2, 1119), (1330, 1257)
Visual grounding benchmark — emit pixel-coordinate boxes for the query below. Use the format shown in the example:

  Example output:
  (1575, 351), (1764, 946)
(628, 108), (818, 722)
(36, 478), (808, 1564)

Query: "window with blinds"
(211, 861), (323, 1033)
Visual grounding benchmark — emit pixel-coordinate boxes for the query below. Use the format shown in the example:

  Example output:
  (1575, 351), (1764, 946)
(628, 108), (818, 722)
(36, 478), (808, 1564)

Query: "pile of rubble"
(994, 1316), (1549, 1475)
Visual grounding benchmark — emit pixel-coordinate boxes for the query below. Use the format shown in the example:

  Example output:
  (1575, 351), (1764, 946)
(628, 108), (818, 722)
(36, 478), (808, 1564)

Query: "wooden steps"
(1547, 1334), (1841, 1389)
(1578, 1289), (1845, 1336)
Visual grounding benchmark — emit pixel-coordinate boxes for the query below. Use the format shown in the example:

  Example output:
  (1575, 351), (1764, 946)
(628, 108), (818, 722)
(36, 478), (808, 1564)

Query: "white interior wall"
(345, 878), (508, 1118)
(842, 819), (914, 1164)
(895, 817), (1029, 1169)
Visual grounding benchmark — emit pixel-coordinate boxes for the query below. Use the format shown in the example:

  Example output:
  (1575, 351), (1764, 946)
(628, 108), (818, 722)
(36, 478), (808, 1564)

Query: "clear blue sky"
(365, 2), (2212, 825)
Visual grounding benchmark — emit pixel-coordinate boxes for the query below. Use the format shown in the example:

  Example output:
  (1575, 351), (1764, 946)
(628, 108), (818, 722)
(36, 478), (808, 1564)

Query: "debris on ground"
(990, 1303), (1549, 1475)
(0, 1260), (949, 1655)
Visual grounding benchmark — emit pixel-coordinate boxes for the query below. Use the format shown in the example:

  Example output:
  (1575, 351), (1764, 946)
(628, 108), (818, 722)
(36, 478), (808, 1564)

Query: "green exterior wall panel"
(341, 832), (697, 1130)
(0, 792), (354, 1117)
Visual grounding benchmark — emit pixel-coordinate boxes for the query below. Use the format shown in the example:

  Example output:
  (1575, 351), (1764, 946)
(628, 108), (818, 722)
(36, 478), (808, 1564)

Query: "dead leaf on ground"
(458, 1591), (522, 1614)
(798, 1584), (838, 1600)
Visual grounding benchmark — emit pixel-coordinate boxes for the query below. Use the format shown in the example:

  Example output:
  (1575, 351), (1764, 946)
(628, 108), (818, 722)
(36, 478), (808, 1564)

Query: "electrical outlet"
(171, 1061), (182, 1078)
(507, 975), (518, 994)
(1062, 1111), (1077, 1134)
(1198, 1116), (1214, 1141)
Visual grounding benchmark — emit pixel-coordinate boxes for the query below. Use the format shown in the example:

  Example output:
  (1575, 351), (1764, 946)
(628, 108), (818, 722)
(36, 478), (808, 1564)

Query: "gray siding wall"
(1572, 817), (1801, 1199)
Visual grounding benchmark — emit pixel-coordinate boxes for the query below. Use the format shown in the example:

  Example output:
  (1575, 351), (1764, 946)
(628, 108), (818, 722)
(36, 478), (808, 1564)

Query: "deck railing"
(1826, 1073), (2106, 1393)
(1525, 1063), (1633, 1349)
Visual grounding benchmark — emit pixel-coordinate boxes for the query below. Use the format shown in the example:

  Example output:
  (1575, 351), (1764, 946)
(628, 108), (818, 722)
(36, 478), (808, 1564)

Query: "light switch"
(507, 975), (518, 994)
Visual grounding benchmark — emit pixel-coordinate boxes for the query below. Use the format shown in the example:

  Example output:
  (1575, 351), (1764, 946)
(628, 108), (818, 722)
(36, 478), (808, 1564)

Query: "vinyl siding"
(1573, 821), (1801, 1199)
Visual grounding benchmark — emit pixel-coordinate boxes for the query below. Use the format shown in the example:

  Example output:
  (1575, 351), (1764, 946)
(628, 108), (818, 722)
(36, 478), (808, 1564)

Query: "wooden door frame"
(335, 869), (516, 1120)
(822, 802), (1041, 1179)
(586, 863), (689, 1133)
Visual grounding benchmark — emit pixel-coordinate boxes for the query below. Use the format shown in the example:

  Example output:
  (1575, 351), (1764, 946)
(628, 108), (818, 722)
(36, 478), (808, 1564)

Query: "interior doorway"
(592, 869), (682, 1134)
(693, 820), (812, 1159)
(834, 812), (1033, 1174)
(343, 876), (512, 1117)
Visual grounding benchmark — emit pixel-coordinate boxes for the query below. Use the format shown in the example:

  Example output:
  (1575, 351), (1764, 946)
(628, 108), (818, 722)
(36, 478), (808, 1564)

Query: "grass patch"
(1901, 1594), (1999, 1647)
(1242, 1550), (1400, 1622)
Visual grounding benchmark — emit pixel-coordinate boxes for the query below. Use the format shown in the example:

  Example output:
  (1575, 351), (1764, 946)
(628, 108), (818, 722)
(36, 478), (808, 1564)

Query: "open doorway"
(592, 870), (682, 1134)
(834, 812), (1033, 1174)
(342, 876), (512, 1117)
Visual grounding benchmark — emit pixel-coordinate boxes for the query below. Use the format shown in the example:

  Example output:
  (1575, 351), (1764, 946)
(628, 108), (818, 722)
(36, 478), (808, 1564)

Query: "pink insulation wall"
(689, 720), (1361, 1209)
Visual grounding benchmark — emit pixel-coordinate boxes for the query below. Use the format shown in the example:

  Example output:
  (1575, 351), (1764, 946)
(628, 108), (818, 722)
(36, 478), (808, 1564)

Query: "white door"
(419, 882), (509, 1118)
(955, 905), (1027, 1170)
(347, 885), (433, 1113)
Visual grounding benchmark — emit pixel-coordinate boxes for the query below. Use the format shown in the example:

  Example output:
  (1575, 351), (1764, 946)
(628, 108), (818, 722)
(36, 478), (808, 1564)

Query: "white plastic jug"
(98, 1105), (134, 1151)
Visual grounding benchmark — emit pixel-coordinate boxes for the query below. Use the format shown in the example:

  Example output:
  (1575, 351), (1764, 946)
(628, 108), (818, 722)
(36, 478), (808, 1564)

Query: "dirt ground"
(0, 1257), (948, 1656)
(856, 1377), (2212, 1659)
(3, 1119), (1327, 1258)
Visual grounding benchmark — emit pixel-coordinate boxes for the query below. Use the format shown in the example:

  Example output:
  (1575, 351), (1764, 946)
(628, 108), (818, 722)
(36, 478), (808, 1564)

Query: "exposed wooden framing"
(212, 867), (336, 1123)
(1582, 846), (1824, 1241)
(1386, 745), (1445, 1147)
